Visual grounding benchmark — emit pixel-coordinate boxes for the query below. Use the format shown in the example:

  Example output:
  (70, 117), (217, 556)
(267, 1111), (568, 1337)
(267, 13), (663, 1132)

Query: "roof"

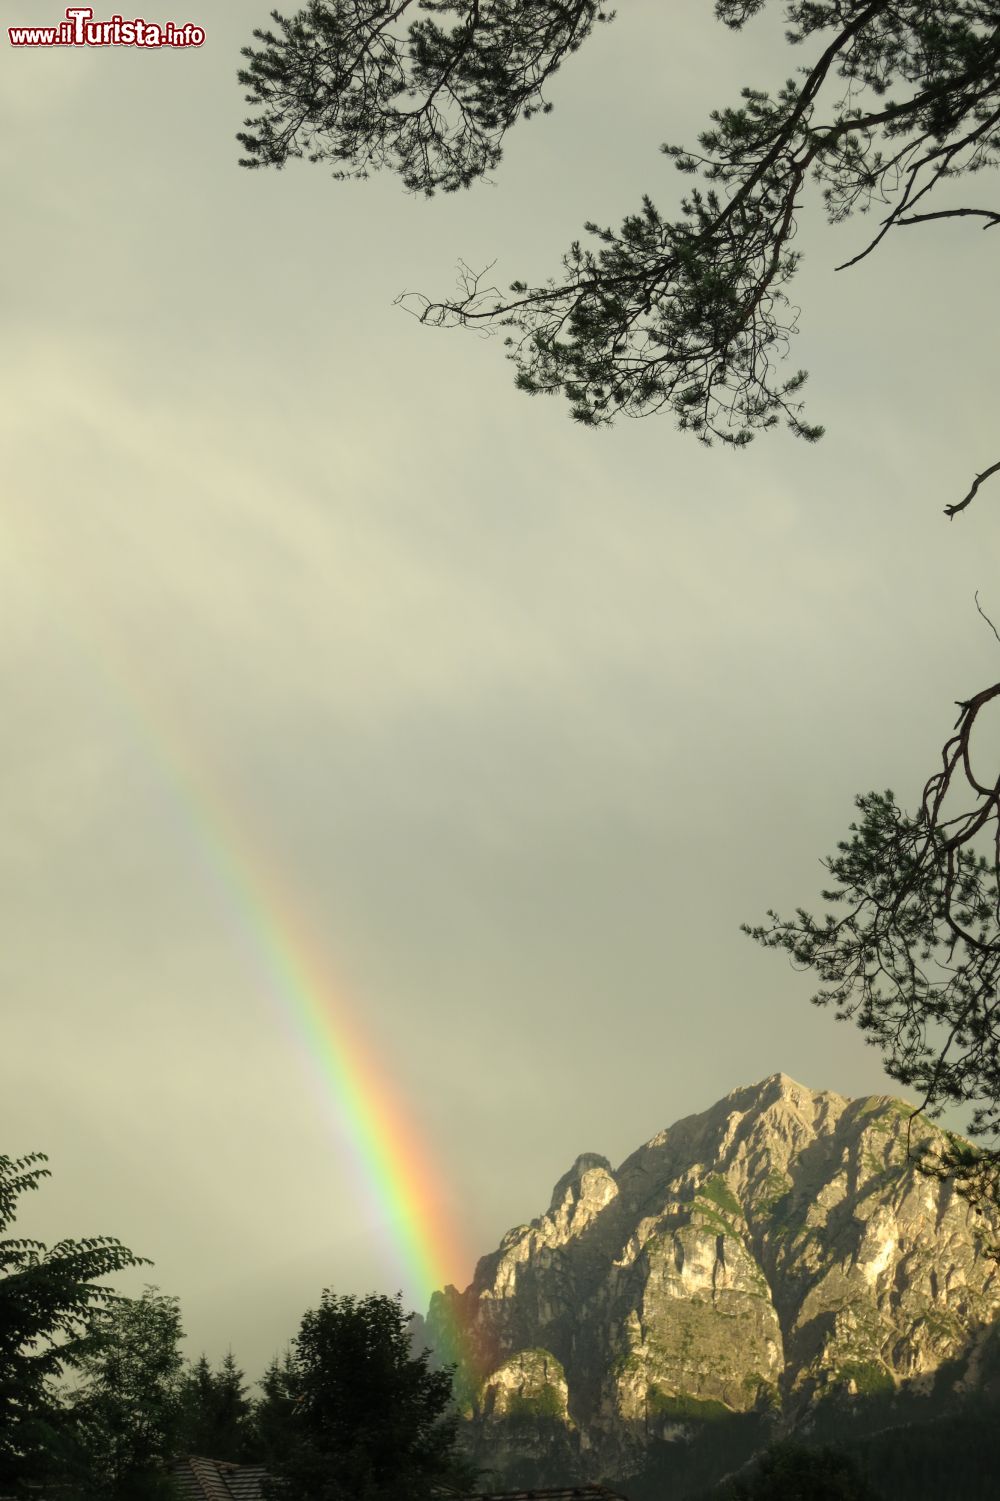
(170, 1456), (275, 1501)
(169, 1462), (628, 1501)
(445, 1490), (630, 1500)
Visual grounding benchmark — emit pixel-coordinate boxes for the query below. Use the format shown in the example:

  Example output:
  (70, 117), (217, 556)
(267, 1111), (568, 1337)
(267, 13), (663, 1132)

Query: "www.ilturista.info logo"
(8, 6), (204, 46)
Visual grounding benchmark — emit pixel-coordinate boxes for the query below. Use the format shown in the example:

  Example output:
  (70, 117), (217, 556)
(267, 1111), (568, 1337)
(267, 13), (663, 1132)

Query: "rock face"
(425, 1074), (1000, 1483)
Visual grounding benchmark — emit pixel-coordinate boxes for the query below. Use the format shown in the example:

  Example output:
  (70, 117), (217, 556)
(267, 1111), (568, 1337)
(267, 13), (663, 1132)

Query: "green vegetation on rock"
(699, 1175), (744, 1221)
(761, 1187), (805, 1243)
(834, 1361), (895, 1398)
(692, 1203), (741, 1242)
(505, 1387), (566, 1423)
(919, 1308), (963, 1343)
(446, 1077), (1000, 1493)
(480, 1348), (568, 1428)
(648, 1387), (731, 1423)
(756, 1169), (796, 1225)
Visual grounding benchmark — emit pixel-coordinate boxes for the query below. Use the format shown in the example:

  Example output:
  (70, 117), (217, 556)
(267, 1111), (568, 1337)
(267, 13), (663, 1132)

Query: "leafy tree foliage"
(60, 1285), (187, 1500)
(259, 1289), (476, 1501)
(176, 1350), (256, 1463)
(846, 1405), (1000, 1501)
(0, 1151), (152, 1497)
(718, 1440), (884, 1500)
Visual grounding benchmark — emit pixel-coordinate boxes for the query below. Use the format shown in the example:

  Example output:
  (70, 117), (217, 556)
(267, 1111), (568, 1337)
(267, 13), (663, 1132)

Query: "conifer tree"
(214, 1351), (255, 1461)
(176, 1355), (215, 1456)
(249, 1347), (300, 1472)
(178, 1350), (255, 1462)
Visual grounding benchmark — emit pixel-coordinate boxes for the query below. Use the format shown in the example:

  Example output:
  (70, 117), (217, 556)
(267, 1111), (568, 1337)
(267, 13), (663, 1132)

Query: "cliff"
(422, 1074), (1000, 1489)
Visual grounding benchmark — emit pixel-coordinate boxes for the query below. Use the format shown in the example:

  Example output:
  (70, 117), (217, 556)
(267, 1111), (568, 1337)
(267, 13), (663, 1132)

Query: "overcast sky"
(4, 0), (999, 1391)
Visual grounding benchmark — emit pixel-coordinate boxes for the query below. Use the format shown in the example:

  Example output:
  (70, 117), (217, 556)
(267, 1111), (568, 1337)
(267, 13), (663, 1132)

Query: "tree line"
(9, 1150), (996, 1501)
(0, 1151), (476, 1501)
(0, 1148), (908, 1501)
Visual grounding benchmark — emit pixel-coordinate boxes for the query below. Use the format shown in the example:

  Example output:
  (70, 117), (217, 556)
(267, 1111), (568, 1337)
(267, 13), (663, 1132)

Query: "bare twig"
(975, 592), (1000, 647)
(944, 459), (1000, 519)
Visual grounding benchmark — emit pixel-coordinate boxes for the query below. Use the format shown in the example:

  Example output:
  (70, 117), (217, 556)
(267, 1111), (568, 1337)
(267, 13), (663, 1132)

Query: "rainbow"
(146, 735), (477, 1374)
(143, 725), (468, 1307)
(12, 511), (476, 1374)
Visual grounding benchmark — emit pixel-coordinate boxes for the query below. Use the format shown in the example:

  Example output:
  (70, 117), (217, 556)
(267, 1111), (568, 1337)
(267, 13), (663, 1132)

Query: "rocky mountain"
(422, 1074), (1000, 1493)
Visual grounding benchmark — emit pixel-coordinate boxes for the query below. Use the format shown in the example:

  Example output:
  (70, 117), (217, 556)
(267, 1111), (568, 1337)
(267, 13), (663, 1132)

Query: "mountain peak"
(761, 1069), (808, 1091)
(729, 1071), (836, 1107)
(431, 1073), (1000, 1492)
(547, 1152), (616, 1215)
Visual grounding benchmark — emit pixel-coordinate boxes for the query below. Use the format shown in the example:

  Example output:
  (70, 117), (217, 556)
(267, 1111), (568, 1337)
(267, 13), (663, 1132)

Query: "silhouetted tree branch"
(743, 605), (1000, 1215)
(945, 458), (1000, 519)
(238, 1), (613, 194)
(237, 3), (1000, 1210)
(240, 2), (1000, 478)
